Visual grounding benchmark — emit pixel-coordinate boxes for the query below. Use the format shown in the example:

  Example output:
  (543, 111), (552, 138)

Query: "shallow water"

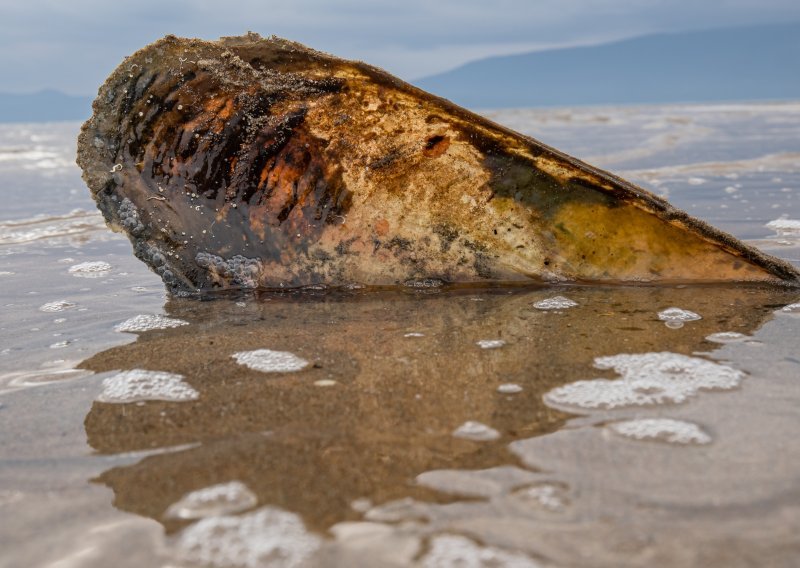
(1, 103), (800, 567)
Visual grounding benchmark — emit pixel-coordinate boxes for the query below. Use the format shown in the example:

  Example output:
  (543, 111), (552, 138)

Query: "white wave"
(0, 210), (107, 245)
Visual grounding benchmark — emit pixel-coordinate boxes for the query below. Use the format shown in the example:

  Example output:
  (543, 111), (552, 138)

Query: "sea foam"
(544, 352), (744, 410)
(608, 418), (712, 444)
(68, 261), (112, 277)
(532, 296), (578, 310)
(421, 535), (542, 568)
(232, 349), (309, 372)
(97, 369), (199, 403)
(114, 314), (189, 333)
(174, 507), (320, 568)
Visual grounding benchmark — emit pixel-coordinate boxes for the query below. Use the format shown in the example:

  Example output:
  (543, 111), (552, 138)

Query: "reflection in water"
(79, 285), (799, 565)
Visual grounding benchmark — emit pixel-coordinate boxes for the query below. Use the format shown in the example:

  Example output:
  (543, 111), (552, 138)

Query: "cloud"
(2, 0), (799, 94)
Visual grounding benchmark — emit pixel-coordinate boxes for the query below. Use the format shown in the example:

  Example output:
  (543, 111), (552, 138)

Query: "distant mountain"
(0, 89), (92, 123)
(416, 23), (800, 108)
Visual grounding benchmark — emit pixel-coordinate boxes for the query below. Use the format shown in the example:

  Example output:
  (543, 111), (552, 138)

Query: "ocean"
(1, 102), (799, 566)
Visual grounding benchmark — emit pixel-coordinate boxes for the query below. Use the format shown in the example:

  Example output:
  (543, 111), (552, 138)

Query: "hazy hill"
(3, 23), (799, 122)
(416, 23), (800, 108)
(0, 89), (92, 123)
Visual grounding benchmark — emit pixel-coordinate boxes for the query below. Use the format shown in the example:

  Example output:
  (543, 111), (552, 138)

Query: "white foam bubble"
(658, 307), (701, 329)
(705, 331), (749, 344)
(39, 300), (75, 312)
(68, 261), (112, 277)
(453, 421), (501, 441)
(232, 349), (309, 372)
(532, 296), (578, 310)
(511, 484), (568, 511)
(476, 339), (506, 349)
(544, 352), (744, 410)
(421, 535), (542, 568)
(114, 314), (189, 333)
(404, 332), (425, 337)
(165, 481), (258, 520)
(608, 418), (712, 445)
(97, 370), (199, 403)
(687, 177), (706, 185)
(497, 383), (523, 394)
(766, 219), (800, 235)
(174, 507), (320, 568)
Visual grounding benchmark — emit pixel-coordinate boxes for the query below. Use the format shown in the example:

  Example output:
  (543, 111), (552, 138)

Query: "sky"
(2, 0), (800, 96)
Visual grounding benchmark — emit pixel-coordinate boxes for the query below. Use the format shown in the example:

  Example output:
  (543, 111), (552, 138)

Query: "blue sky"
(2, 0), (800, 95)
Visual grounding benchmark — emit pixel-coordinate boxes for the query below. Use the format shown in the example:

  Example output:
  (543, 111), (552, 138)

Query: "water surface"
(1, 103), (799, 567)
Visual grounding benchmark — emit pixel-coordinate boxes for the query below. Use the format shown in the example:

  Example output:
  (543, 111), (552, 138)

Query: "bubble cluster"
(68, 261), (112, 278)
(476, 339), (506, 349)
(544, 352), (744, 410)
(705, 331), (749, 344)
(38, 300), (76, 312)
(232, 349), (309, 373)
(421, 535), (542, 568)
(608, 418), (712, 444)
(658, 307), (701, 328)
(532, 296), (578, 310)
(452, 421), (501, 441)
(174, 507), (321, 568)
(165, 481), (258, 520)
(511, 483), (568, 511)
(403, 278), (445, 289)
(97, 369), (199, 403)
(114, 314), (189, 333)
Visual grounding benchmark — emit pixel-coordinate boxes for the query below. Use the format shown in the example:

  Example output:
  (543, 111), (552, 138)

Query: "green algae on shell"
(76, 33), (800, 293)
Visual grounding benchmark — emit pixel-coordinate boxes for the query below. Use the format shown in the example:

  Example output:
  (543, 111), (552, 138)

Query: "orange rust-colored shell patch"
(422, 135), (450, 158)
(374, 219), (390, 236)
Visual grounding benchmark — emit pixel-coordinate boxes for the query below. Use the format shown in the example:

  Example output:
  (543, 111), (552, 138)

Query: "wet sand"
(1, 103), (800, 567)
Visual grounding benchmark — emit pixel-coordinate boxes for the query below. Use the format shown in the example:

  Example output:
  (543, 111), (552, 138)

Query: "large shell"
(77, 34), (799, 292)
